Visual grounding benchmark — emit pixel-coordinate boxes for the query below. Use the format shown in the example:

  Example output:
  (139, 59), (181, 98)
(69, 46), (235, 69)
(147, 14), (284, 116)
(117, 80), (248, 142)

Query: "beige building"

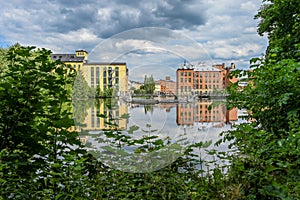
(81, 100), (128, 131)
(81, 62), (128, 96)
(51, 50), (128, 96)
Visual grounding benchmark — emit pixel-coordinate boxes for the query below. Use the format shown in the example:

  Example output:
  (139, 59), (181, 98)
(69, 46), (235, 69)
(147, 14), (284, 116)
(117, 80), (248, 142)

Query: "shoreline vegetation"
(1, 0), (300, 198)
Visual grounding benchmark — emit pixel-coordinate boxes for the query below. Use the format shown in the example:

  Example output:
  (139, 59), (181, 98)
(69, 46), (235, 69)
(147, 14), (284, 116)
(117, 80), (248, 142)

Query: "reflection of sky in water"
(86, 103), (241, 150)
(128, 105), (167, 135)
(80, 102), (246, 172)
(127, 105), (232, 147)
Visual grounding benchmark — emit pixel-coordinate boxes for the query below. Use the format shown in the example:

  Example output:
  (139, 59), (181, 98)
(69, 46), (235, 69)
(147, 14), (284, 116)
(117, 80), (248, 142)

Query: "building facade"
(82, 100), (128, 131)
(51, 50), (88, 71)
(176, 62), (236, 97)
(82, 62), (128, 96)
(156, 76), (176, 95)
(51, 50), (128, 96)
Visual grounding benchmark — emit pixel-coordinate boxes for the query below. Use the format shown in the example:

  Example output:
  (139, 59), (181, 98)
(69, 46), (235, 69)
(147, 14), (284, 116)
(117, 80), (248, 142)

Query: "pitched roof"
(194, 66), (221, 72)
(51, 54), (85, 62)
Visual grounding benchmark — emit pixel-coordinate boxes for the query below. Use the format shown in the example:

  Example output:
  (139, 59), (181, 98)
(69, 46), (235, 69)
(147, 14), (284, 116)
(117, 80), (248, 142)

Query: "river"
(72, 98), (247, 172)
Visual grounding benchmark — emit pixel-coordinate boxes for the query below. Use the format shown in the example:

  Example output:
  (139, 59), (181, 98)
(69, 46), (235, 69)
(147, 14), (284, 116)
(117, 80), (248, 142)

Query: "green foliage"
(227, 58), (300, 133)
(223, 0), (300, 198)
(0, 45), (97, 199)
(255, 0), (300, 61)
(135, 75), (156, 95)
(72, 69), (93, 99)
(96, 86), (114, 97)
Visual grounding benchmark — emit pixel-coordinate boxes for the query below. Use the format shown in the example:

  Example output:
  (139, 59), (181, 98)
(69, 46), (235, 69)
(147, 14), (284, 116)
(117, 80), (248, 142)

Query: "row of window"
(195, 85), (220, 89)
(180, 77), (221, 83)
(90, 66), (120, 88)
(180, 72), (193, 76)
(179, 115), (221, 123)
(179, 72), (221, 77)
(179, 84), (220, 91)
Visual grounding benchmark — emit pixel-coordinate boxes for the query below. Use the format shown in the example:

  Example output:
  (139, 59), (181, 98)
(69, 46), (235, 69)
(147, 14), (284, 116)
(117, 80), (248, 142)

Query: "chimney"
(231, 63), (236, 69)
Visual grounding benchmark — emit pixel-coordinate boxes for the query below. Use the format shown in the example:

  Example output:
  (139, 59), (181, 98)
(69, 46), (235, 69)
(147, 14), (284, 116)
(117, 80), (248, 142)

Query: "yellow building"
(51, 50), (128, 96)
(51, 50), (88, 71)
(81, 62), (128, 96)
(51, 50), (129, 133)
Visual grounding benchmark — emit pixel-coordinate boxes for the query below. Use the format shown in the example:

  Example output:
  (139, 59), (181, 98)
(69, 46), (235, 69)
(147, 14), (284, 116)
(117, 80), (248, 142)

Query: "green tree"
(224, 0), (300, 198)
(255, 0), (300, 61)
(0, 45), (97, 199)
(143, 75), (155, 94)
(72, 69), (93, 99)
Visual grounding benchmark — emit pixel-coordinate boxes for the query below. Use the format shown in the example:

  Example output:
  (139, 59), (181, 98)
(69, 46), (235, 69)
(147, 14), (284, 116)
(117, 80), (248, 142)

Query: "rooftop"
(84, 62), (127, 66)
(51, 54), (85, 62)
(178, 62), (221, 72)
(194, 66), (221, 72)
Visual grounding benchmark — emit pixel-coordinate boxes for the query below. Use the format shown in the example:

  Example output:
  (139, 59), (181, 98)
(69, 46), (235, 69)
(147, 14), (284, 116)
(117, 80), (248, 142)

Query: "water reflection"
(73, 99), (240, 172)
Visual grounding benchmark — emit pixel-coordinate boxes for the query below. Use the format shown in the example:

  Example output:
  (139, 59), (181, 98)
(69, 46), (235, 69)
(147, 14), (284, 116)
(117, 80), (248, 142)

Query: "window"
(91, 67), (94, 88)
(115, 67), (119, 77)
(103, 68), (107, 78)
(96, 67), (100, 86)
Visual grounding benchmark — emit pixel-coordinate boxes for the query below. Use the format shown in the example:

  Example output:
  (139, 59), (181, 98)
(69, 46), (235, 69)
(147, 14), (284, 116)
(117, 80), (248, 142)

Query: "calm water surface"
(73, 99), (247, 172)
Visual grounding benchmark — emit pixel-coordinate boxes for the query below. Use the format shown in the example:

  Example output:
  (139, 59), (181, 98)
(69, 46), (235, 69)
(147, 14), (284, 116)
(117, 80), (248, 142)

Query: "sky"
(0, 0), (268, 81)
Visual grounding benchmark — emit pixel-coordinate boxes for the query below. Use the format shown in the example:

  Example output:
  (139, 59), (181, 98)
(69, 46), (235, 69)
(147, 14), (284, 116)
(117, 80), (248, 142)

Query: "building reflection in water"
(75, 99), (238, 132)
(82, 99), (128, 131)
(76, 99), (239, 172)
(76, 99), (238, 146)
(176, 100), (238, 126)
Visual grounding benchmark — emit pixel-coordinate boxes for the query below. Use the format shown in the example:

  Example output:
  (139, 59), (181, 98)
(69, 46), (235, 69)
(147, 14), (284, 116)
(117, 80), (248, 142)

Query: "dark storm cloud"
(46, 6), (98, 33)
(42, 0), (207, 38)
(152, 0), (206, 29)
(98, 0), (207, 38)
(0, 0), (206, 39)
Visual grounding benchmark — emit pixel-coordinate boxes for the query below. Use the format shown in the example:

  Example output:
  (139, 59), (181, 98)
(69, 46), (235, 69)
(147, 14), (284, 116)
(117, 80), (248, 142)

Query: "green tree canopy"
(0, 45), (97, 199)
(255, 0), (300, 61)
(224, 0), (300, 198)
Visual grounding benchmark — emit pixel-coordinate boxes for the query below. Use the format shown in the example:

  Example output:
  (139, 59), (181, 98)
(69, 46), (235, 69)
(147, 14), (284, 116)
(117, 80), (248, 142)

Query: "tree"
(224, 0), (300, 198)
(72, 69), (93, 99)
(255, 0), (300, 61)
(0, 45), (97, 199)
(143, 75), (155, 94)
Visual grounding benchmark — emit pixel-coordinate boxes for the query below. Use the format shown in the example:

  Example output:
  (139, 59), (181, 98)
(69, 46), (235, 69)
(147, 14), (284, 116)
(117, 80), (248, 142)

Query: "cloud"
(0, 0), (268, 75)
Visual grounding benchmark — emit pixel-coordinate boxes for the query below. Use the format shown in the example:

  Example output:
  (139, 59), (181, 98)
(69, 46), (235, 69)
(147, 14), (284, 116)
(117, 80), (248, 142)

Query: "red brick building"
(176, 62), (237, 97)
(156, 76), (176, 95)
